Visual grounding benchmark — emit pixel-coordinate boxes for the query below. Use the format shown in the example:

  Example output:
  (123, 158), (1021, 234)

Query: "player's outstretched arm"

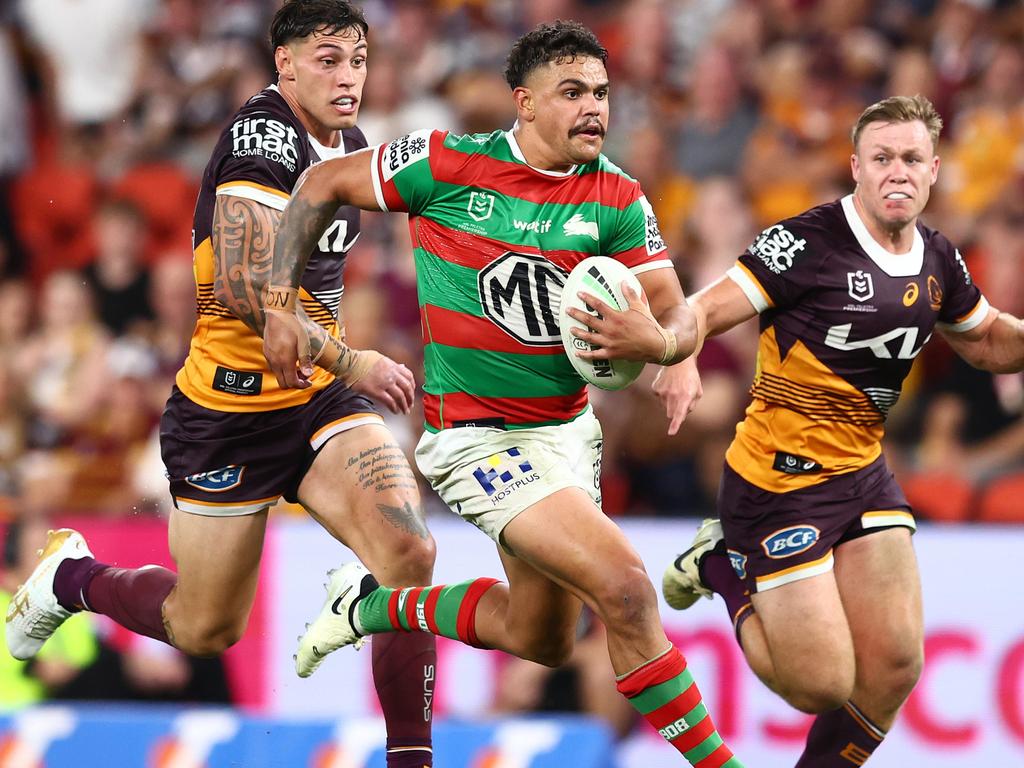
(940, 308), (1024, 374)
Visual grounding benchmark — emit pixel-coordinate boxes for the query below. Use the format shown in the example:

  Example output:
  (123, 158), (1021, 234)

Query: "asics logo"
(330, 585), (353, 615)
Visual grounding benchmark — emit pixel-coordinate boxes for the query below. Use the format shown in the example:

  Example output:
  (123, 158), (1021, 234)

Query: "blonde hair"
(851, 94), (943, 152)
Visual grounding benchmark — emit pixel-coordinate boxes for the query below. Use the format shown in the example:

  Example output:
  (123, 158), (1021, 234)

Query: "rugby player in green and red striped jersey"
(265, 21), (743, 768)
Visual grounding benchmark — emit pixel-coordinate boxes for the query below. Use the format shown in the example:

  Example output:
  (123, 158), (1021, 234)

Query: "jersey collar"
(505, 123), (578, 177)
(841, 194), (924, 277)
(266, 83), (348, 161)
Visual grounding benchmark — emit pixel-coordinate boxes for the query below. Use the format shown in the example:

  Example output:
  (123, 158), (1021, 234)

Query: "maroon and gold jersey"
(178, 85), (366, 412)
(725, 195), (989, 492)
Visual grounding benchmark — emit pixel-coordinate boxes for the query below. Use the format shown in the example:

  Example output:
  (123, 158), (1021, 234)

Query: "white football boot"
(295, 562), (379, 678)
(661, 518), (723, 610)
(5, 528), (93, 659)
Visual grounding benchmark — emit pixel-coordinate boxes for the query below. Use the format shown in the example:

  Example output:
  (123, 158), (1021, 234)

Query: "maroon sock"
(53, 557), (111, 612)
(82, 564), (177, 644)
(372, 632), (435, 767)
(795, 700), (886, 767)
(699, 544), (754, 643)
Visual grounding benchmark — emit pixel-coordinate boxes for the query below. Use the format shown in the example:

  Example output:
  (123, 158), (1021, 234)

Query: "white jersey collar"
(505, 123), (578, 177)
(266, 83), (348, 161)
(841, 194), (923, 277)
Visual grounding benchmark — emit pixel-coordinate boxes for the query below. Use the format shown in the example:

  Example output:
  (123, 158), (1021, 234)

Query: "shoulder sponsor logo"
(639, 195), (665, 255)
(563, 213), (599, 241)
(185, 465), (245, 492)
(728, 549), (747, 580)
(847, 270), (874, 302)
(478, 252), (566, 345)
(471, 448), (540, 506)
(749, 224), (807, 273)
(927, 274), (943, 310)
(381, 129), (431, 182)
(762, 525), (820, 559)
(230, 116), (299, 172)
(514, 218), (552, 234)
(468, 190), (495, 222)
(953, 249), (973, 285)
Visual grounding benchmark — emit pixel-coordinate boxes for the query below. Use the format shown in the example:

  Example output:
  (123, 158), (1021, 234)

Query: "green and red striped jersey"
(369, 128), (673, 430)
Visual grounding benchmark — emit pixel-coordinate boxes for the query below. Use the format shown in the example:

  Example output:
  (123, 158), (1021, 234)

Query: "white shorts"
(415, 408), (603, 544)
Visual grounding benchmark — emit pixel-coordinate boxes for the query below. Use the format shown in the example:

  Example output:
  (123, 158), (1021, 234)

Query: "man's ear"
(274, 45), (294, 81)
(513, 87), (535, 122)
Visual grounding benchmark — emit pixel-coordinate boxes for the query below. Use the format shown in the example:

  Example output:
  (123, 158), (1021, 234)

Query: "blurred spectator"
(675, 44), (759, 181)
(84, 199), (155, 336)
(17, 0), (161, 164)
(0, 19), (28, 277)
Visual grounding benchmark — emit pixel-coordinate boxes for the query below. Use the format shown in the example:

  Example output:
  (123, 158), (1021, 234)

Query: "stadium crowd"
(0, 0), (1021, 532)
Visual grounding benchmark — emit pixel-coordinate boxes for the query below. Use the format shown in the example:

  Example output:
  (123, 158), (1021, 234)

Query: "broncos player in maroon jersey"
(663, 94), (1024, 766)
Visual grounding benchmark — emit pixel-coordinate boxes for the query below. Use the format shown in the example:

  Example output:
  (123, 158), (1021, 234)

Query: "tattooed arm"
(264, 149), (388, 389)
(211, 195), (338, 357)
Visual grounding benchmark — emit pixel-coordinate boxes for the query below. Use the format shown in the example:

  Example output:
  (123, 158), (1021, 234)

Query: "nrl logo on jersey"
(847, 270), (874, 302)
(230, 117), (299, 172)
(468, 191), (495, 222)
(749, 224), (807, 274)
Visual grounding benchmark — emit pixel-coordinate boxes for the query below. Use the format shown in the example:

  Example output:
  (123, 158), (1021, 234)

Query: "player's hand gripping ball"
(559, 256), (647, 390)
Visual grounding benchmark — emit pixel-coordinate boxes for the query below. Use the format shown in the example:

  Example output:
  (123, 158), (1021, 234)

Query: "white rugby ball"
(559, 256), (646, 391)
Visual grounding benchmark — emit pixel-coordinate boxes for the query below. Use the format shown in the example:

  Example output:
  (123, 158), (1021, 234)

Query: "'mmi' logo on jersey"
(750, 224), (807, 274)
(185, 465), (245, 492)
(479, 252), (566, 345)
(563, 213), (598, 241)
(230, 117), (299, 172)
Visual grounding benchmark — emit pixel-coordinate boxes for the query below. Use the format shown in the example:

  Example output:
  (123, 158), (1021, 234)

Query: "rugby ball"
(559, 256), (647, 391)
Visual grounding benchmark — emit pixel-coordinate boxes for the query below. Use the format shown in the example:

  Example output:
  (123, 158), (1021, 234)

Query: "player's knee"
(171, 617), (247, 657)
(783, 676), (854, 714)
(381, 533), (436, 583)
(875, 644), (924, 702)
(592, 564), (658, 630)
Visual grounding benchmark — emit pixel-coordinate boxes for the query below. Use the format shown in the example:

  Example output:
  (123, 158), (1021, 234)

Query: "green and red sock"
(356, 578), (499, 648)
(616, 645), (744, 767)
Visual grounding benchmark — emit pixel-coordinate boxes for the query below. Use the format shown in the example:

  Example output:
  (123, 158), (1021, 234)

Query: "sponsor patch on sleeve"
(748, 224), (808, 274)
(381, 129), (432, 182)
(638, 195), (666, 255)
(228, 114), (301, 173)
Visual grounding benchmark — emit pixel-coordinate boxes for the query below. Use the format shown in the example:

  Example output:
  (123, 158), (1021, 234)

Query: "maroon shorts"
(161, 382), (381, 516)
(718, 454), (915, 593)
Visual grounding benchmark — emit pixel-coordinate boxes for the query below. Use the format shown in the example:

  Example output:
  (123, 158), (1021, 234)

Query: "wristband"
(264, 285), (299, 313)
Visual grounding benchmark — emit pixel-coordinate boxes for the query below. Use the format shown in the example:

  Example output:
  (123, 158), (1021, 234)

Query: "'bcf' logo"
(467, 191), (495, 222)
(479, 252), (567, 345)
(728, 549), (747, 579)
(847, 270), (874, 302)
(762, 525), (820, 559)
(186, 465), (245, 492)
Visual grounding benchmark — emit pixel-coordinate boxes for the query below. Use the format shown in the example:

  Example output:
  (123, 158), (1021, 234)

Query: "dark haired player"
(6, 3), (436, 765)
(265, 20), (743, 768)
(662, 95), (1024, 766)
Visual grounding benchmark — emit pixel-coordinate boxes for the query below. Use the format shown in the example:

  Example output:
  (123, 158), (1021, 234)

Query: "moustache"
(570, 123), (605, 137)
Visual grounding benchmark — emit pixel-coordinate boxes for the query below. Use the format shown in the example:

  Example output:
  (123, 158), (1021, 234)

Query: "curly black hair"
(270, 0), (368, 49)
(504, 20), (608, 89)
